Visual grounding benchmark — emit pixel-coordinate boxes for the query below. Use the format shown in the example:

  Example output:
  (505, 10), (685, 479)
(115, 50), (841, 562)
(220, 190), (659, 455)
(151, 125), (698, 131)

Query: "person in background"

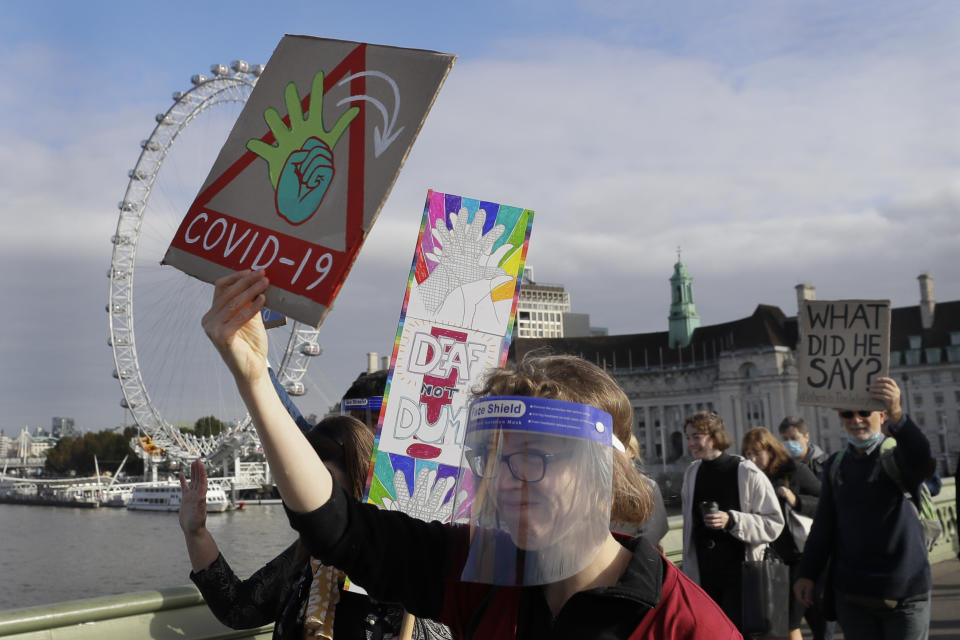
(795, 378), (934, 640)
(180, 416), (424, 639)
(612, 433), (669, 547)
(341, 369), (387, 432)
(681, 411), (784, 632)
(778, 417), (829, 480)
(742, 427), (821, 640)
(778, 416), (834, 640)
(202, 269), (741, 639)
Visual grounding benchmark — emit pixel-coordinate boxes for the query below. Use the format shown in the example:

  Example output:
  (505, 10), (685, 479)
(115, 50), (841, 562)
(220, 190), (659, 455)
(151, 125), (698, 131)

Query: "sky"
(1, 0), (959, 434)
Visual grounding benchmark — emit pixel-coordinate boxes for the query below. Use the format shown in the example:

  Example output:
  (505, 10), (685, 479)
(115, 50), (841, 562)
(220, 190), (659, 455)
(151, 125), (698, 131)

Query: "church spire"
(668, 250), (700, 348)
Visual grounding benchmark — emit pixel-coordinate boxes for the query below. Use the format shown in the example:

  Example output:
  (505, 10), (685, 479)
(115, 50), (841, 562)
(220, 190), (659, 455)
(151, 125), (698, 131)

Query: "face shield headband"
(454, 395), (620, 586)
(341, 396), (383, 412)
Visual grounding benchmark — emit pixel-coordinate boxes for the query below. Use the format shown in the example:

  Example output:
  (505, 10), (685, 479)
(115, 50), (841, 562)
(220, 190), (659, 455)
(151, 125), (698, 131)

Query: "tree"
(191, 416), (227, 438)
(44, 430), (139, 476)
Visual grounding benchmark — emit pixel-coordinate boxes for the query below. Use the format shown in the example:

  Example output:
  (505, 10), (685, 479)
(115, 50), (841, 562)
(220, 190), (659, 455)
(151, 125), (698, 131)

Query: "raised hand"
(870, 376), (903, 426)
(246, 71), (359, 225)
(202, 270), (269, 385)
(179, 459), (208, 536)
(407, 208), (514, 329)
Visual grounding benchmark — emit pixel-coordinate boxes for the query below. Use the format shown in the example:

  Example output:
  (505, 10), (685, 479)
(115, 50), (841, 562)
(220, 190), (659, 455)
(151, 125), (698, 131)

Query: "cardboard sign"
(797, 299), (891, 410)
(163, 35), (455, 326)
(365, 190), (533, 524)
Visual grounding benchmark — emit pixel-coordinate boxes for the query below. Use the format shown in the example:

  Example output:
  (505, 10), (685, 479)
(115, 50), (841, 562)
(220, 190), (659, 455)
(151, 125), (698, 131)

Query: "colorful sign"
(365, 190), (533, 524)
(163, 36), (455, 326)
(797, 299), (891, 410)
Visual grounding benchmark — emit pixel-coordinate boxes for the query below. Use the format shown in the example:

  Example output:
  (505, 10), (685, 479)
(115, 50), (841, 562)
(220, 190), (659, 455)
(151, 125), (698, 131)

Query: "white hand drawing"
(381, 468), (465, 523)
(406, 208), (514, 330)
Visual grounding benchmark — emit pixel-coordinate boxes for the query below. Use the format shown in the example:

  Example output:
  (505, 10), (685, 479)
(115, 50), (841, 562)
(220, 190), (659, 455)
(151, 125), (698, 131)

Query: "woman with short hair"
(681, 411), (783, 632)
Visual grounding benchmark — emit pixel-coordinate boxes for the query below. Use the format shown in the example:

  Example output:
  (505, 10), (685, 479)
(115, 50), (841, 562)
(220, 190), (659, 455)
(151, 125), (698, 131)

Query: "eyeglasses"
(839, 410), (873, 419)
(467, 448), (572, 483)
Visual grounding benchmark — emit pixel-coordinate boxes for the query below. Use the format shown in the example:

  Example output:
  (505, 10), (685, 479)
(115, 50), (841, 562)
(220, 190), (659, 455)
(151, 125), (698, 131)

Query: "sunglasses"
(839, 410), (873, 419)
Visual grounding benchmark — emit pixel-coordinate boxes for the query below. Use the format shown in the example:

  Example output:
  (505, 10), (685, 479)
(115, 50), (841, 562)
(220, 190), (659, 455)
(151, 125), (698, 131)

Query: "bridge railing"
(0, 480), (955, 639)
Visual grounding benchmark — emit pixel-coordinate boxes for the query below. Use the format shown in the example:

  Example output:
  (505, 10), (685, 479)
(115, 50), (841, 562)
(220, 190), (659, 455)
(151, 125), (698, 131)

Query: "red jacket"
(289, 485), (741, 639)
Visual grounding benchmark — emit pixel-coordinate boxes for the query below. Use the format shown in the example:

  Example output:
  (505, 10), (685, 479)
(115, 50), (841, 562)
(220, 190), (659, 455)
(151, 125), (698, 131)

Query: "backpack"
(828, 438), (942, 551)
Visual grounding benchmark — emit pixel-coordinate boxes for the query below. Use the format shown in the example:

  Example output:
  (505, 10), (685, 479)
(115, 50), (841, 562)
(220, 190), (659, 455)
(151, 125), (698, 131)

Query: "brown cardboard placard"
(797, 299), (891, 410)
(162, 35), (455, 326)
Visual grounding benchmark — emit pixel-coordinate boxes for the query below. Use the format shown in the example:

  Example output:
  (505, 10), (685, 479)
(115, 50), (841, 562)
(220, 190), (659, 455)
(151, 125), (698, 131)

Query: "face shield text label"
(470, 399), (527, 421)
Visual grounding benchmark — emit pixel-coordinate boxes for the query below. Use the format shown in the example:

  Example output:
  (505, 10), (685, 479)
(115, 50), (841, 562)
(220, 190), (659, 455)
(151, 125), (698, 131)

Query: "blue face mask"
(846, 431), (883, 450)
(783, 440), (805, 458)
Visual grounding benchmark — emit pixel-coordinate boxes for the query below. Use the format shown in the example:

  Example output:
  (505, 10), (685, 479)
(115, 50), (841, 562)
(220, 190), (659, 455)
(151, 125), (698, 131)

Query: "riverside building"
(513, 261), (960, 483)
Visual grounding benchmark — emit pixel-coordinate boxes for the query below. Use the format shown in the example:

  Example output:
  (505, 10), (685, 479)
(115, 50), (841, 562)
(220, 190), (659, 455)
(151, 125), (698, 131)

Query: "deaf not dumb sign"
(163, 35), (455, 326)
(797, 299), (891, 410)
(364, 190), (533, 523)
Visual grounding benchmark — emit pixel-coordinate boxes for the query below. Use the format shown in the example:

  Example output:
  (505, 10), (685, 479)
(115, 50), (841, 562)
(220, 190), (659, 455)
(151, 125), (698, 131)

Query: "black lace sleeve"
(190, 541), (301, 629)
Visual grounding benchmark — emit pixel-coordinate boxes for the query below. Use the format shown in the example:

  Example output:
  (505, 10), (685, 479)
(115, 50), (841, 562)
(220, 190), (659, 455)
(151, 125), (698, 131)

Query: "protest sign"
(162, 35), (455, 326)
(797, 299), (891, 410)
(364, 190), (533, 525)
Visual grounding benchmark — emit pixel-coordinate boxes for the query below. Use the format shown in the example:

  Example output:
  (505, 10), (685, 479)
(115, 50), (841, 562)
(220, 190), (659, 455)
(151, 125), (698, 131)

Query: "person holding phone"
(681, 411), (783, 632)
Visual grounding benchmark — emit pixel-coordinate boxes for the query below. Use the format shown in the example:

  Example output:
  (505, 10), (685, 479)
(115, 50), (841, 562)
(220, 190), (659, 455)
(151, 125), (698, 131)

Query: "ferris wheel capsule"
(300, 342), (322, 356)
(284, 381), (306, 396)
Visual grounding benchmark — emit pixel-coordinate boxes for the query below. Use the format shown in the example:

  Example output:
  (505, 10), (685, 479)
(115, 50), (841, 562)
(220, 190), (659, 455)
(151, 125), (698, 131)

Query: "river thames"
(0, 503), (294, 610)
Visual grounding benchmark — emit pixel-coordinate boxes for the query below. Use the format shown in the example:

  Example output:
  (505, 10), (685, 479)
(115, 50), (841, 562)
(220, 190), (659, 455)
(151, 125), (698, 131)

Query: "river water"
(0, 503), (294, 611)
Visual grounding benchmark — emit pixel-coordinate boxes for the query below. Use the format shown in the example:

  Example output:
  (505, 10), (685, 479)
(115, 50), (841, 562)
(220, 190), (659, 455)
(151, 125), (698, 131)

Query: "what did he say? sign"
(797, 299), (891, 410)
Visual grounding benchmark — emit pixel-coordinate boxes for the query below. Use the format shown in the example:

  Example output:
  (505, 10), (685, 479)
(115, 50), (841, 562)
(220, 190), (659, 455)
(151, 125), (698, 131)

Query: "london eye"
(107, 60), (327, 463)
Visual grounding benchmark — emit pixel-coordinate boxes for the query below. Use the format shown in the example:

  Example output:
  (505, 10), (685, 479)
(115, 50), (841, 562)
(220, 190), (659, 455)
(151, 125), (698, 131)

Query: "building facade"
(51, 417), (77, 439)
(513, 263), (960, 478)
(515, 267), (570, 338)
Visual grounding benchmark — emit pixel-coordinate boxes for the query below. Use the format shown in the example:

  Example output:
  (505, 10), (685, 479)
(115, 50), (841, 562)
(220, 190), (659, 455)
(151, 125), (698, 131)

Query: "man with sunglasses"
(794, 377), (934, 640)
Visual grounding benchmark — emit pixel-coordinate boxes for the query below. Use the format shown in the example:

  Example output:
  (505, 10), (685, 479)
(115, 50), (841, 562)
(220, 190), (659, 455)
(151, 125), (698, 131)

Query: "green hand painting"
(247, 71), (359, 225)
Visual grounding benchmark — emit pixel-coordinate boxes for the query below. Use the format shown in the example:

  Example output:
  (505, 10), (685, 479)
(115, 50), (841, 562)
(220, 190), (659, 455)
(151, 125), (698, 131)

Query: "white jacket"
(680, 456), (784, 585)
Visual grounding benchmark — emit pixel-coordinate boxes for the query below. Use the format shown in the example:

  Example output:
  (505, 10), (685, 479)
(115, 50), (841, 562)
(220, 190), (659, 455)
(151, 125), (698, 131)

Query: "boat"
(126, 483), (231, 512)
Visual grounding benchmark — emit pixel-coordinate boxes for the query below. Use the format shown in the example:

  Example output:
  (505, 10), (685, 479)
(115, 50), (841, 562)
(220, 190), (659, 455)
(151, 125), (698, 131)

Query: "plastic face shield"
(453, 395), (615, 586)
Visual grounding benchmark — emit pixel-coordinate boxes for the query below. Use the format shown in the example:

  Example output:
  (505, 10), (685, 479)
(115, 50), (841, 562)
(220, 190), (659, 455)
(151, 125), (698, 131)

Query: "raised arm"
(202, 270), (332, 512)
(873, 376), (934, 485)
(179, 459), (220, 571)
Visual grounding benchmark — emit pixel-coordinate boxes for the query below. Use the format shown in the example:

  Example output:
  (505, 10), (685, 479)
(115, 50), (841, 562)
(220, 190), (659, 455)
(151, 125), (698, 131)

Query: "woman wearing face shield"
(204, 270), (741, 640)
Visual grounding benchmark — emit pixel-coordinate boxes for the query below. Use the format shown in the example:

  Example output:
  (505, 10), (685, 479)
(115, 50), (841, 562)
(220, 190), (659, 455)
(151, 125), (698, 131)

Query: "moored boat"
(126, 483), (231, 512)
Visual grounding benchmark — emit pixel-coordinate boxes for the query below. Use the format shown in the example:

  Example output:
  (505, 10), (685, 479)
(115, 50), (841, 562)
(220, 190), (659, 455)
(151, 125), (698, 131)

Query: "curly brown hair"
(683, 411), (732, 451)
(475, 354), (653, 526)
(741, 426), (791, 476)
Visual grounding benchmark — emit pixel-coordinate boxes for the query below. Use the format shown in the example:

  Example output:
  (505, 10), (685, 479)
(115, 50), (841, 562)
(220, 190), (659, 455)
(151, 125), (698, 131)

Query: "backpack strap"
(878, 439), (924, 512)
(828, 448), (845, 494)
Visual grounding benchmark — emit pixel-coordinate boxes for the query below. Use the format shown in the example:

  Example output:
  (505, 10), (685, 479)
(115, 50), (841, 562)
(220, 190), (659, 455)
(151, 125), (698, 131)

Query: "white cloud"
(2, 8), (960, 429)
